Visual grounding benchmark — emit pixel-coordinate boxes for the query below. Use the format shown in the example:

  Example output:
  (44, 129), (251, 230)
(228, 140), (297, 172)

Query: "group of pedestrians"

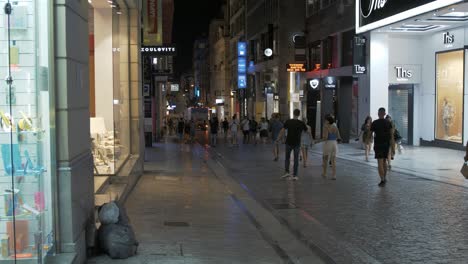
(275, 107), (397, 187)
(177, 118), (196, 144)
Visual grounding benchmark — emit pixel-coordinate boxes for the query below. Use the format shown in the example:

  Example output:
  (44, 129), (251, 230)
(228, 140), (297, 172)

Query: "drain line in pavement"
(230, 194), (294, 264)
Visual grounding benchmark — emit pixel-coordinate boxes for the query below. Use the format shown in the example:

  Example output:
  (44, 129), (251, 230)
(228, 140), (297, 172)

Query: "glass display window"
(0, 0), (55, 262)
(435, 50), (464, 143)
(89, 4), (131, 175)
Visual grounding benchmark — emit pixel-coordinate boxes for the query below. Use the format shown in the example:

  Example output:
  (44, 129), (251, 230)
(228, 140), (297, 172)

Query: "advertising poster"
(143, 0), (163, 45)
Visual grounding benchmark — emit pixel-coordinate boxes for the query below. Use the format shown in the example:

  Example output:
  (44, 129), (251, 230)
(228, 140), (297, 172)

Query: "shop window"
(309, 41), (321, 71)
(435, 50), (464, 143)
(341, 30), (354, 67)
(0, 0), (55, 261)
(89, 6), (131, 175)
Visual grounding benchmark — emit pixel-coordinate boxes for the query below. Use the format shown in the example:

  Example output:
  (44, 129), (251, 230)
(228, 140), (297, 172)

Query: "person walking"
(189, 118), (196, 143)
(301, 119), (313, 168)
(371, 107), (393, 187)
(250, 117), (258, 145)
(222, 118), (229, 141)
(270, 113), (283, 161)
(210, 116), (219, 147)
(177, 118), (185, 143)
(230, 115), (239, 146)
(241, 116), (250, 144)
(276, 109), (307, 181)
(362, 116), (373, 162)
(321, 115), (341, 180)
(259, 118), (269, 144)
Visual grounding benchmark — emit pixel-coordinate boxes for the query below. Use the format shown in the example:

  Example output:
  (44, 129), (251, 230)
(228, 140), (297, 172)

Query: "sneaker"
(290, 176), (299, 181)
(331, 177), (336, 180)
(281, 173), (291, 179)
(378, 181), (386, 187)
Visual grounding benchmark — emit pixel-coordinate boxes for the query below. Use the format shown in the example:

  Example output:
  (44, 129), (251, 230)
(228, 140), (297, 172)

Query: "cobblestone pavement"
(201, 136), (468, 264)
(88, 141), (323, 264)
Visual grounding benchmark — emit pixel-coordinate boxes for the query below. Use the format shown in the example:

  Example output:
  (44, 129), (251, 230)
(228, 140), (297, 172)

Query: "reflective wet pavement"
(89, 133), (468, 263)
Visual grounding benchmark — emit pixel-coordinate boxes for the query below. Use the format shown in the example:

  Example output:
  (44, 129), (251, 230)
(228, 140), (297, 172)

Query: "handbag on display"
(460, 162), (468, 179)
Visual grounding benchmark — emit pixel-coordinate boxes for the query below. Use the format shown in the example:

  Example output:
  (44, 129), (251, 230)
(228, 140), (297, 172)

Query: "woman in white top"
(322, 115), (341, 180)
(259, 118), (269, 144)
(230, 115), (239, 146)
(300, 119), (313, 167)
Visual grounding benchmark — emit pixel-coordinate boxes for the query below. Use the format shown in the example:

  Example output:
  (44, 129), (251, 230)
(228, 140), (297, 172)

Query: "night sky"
(173, 0), (222, 78)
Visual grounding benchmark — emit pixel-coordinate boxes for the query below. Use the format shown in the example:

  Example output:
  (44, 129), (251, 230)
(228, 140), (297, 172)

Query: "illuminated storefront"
(357, 0), (468, 148)
(89, 1), (131, 175)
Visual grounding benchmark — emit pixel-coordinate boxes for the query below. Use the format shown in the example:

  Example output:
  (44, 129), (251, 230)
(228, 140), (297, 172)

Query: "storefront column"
(54, 0), (94, 263)
(129, 7), (144, 176)
(369, 32), (389, 118)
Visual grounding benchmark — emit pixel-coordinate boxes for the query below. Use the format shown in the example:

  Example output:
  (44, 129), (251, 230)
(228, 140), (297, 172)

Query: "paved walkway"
(333, 141), (468, 187)
(203, 137), (468, 264)
(88, 140), (325, 264)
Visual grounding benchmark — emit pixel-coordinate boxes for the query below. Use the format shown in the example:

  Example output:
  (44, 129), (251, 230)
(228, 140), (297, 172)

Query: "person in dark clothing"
(222, 118), (229, 140)
(371, 107), (393, 187)
(210, 116), (219, 147)
(177, 118), (185, 142)
(276, 109), (307, 181)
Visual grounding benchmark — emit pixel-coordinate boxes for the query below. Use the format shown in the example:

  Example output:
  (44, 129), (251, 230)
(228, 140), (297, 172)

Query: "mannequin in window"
(442, 98), (455, 139)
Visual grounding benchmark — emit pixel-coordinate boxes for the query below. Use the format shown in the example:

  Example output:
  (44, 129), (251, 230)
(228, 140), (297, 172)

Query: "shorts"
(374, 143), (390, 159)
(301, 144), (309, 150)
(243, 130), (249, 136)
(260, 130), (268, 138)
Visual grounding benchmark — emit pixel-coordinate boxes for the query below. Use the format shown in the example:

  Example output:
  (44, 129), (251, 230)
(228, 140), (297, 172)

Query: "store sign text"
(287, 64), (306, 72)
(360, 0), (388, 18)
(238, 42), (247, 89)
(324, 76), (337, 89)
(443, 32), (455, 46)
(354, 65), (367, 74)
(395, 66), (412, 80)
(390, 65), (421, 83)
(141, 46), (176, 53)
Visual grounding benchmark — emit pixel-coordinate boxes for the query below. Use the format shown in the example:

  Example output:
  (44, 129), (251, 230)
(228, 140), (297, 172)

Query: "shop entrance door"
(389, 84), (414, 145)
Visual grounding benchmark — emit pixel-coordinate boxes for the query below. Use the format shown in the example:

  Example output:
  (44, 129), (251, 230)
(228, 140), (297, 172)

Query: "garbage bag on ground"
(98, 223), (138, 259)
(98, 202), (120, 225)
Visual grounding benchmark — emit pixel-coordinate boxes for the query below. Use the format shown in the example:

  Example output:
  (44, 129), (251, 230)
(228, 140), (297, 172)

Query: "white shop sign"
(389, 64), (421, 84)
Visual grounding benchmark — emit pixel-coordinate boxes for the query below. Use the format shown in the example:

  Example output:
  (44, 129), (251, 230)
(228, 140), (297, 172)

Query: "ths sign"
(443, 32), (455, 45)
(287, 64), (306, 72)
(389, 65), (421, 83)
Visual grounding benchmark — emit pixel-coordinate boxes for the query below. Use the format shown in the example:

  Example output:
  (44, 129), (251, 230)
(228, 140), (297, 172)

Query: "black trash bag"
(98, 223), (139, 259)
(115, 201), (130, 226)
(98, 202), (120, 225)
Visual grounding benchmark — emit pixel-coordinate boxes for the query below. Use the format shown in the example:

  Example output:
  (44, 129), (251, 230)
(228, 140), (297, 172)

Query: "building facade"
(193, 38), (210, 106)
(228, 0), (245, 119)
(356, 0), (468, 149)
(209, 17), (231, 120)
(305, 0), (357, 141)
(245, 0), (305, 121)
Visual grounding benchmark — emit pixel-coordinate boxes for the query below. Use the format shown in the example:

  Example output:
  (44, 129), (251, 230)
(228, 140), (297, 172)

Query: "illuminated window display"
(0, 0), (55, 262)
(435, 50), (464, 143)
(89, 4), (131, 175)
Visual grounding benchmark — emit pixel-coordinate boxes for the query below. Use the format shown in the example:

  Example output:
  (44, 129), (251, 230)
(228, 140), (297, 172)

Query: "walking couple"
(275, 109), (316, 181)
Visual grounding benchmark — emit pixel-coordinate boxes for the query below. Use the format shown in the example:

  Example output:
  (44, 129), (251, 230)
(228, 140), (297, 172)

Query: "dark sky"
(173, 0), (222, 78)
